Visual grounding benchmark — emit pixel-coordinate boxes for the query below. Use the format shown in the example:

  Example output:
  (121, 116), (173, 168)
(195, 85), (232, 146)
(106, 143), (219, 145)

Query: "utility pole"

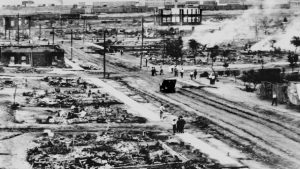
(140, 16), (144, 69)
(83, 17), (86, 44)
(28, 16), (31, 38)
(17, 13), (20, 44)
(39, 24), (41, 40)
(162, 34), (165, 65)
(60, 14), (62, 35)
(52, 26), (55, 47)
(71, 29), (73, 60)
(103, 29), (106, 78)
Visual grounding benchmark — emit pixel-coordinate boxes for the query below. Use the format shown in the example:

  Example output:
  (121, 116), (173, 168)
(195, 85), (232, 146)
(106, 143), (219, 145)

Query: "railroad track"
(179, 88), (300, 142)
(60, 44), (300, 168)
(165, 88), (300, 168)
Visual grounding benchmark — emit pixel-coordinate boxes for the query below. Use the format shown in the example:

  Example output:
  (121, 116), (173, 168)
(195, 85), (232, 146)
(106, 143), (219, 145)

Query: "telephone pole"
(17, 13), (20, 44)
(52, 26), (55, 47)
(39, 24), (41, 40)
(71, 29), (73, 60)
(140, 16), (144, 69)
(103, 30), (106, 78)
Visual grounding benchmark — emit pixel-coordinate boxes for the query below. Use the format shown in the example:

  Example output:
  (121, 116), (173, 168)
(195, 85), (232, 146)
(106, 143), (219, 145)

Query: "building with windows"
(0, 45), (65, 67)
(289, 0), (300, 8)
(156, 7), (202, 25)
(217, 0), (244, 5)
(92, 1), (139, 7)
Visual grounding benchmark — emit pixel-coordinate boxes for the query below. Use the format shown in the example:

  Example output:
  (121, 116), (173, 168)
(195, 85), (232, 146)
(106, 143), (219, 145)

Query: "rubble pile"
(35, 105), (147, 124)
(20, 76), (147, 124)
(27, 131), (185, 169)
(166, 138), (222, 169)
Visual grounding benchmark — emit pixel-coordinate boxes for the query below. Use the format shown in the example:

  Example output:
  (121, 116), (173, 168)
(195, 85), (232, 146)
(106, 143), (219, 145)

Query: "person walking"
(88, 90), (92, 97)
(177, 116), (186, 133)
(174, 66), (178, 77)
(160, 66), (164, 75)
(193, 69), (198, 79)
(145, 58), (148, 67)
(172, 119), (177, 134)
(151, 67), (155, 76)
(180, 68), (184, 78)
(159, 104), (166, 119)
(190, 72), (194, 80)
(272, 91), (278, 106)
(181, 117), (186, 133)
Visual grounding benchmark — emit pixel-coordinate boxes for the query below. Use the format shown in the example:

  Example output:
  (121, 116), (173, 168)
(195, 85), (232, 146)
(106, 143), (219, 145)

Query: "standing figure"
(151, 67), (155, 76)
(190, 72), (194, 80)
(172, 119), (177, 134)
(159, 104), (166, 119)
(145, 58), (148, 67)
(177, 116), (186, 133)
(193, 69), (198, 79)
(174, 66), (178, 77)
(160, 66), (163, 75)
(180, 68), (184, 78)
(272, 91), (278, 106)
(88, 90), (92, 97)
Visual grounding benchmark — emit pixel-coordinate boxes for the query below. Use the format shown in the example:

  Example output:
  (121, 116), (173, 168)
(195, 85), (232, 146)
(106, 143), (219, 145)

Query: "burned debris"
(27, 130), (187, 169)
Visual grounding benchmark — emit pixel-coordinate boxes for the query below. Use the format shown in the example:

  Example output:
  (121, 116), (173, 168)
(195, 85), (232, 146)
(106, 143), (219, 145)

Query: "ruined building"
(0, 45), (65, 67)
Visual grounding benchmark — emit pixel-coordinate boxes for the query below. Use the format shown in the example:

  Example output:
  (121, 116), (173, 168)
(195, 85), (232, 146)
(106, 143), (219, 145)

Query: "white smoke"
(188, 0), (300, 51)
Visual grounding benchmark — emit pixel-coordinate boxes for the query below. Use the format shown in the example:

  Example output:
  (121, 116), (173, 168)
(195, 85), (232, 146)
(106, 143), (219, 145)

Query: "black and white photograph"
(0, 0), (299, 169)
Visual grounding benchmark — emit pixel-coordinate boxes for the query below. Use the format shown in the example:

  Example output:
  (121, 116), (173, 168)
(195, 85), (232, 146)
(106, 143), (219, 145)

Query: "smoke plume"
(189, 0), (300, 51)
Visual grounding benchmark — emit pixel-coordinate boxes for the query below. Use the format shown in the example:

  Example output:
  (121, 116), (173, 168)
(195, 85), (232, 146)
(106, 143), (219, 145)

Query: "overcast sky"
(0, 0), (291, 6)
(0, 0), (136, 6)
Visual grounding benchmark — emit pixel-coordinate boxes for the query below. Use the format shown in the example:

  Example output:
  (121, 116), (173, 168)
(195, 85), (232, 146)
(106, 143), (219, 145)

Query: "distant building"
(202, 0), (217, 6)
(185, 1), (200, 7)
(22, 1), (35, 7)
(289, 0), (300, 8)
(92, 1), (139, 7)
(156, 7), (202, 25)
(218, 0), (244, 5)
(92, 5), (150, 13)
(70, 4), (89, 14)
(0, 45), (65, 67)
(145, 0), (175, 8)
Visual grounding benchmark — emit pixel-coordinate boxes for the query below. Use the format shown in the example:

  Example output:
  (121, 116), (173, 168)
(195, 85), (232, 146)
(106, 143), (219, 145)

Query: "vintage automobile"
(159, 78), (176, 93)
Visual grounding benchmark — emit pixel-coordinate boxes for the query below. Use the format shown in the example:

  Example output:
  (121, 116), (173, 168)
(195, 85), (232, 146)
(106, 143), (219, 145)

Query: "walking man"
(177, 116), (186, 133)
(190, 72), (194, 80)
(193, 69), (198, 79)
(180, 68), (184, 78)
(151, 67), (156, 76)
(160, 66), (163, 75)
(159, 104), (166, 119)
(272, 91), (278, 106)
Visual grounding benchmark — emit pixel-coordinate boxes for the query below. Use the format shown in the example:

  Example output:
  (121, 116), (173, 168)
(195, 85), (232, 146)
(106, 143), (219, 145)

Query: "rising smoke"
(189, 0), (300, 51)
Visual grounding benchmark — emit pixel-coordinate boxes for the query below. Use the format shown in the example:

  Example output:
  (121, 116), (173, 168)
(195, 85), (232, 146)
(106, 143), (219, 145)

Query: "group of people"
(172, 116), (186, 134)
(190, 70), (198, 80)
(151, 66), (164, 76)
(151, 65), (203, 81)
(159, 104), (186, 134)
(171, 66), (185, 78)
